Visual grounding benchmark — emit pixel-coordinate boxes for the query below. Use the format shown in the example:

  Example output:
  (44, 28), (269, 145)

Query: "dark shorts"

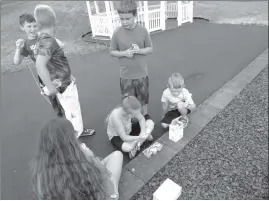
(111, 114), (151, 150)
(120, 76), (149, 105)
(161, 109), (191, 125)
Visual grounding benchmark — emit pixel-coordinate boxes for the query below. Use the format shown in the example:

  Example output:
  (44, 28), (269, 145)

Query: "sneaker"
(78, 128), (95, 137)
(129, 145), (138, 159)
(137, 142), (141, 151)
(147, 134), (153, 141)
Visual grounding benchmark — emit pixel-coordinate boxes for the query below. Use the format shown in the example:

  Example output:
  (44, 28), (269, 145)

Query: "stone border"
(118, 48), (268, 200)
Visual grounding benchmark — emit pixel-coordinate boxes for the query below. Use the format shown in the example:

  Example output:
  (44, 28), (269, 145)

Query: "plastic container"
(143, 148), (152, 158)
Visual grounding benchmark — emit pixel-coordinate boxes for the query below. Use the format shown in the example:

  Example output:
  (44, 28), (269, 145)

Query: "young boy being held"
(109, 0), (153, 117)
(161, 73), (196, 129)
(13, 13), (65, 117)
(34, 4), (95, 137)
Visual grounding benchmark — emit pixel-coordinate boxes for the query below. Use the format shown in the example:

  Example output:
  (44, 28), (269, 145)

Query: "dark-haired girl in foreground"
(32, 118), (123, 200)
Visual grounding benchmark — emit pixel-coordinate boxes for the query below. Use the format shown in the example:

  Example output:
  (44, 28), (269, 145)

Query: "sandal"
(78, 128), (95, 137)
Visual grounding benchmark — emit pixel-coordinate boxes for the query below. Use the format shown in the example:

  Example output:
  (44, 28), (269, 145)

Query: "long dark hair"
(31, 118), (105, 199)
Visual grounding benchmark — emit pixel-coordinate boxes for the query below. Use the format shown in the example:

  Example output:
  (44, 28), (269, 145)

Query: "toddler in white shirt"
(161, 73), (196, 129)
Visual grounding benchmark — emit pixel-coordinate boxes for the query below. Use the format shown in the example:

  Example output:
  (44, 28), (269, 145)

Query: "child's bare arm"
(110, 50), (128, 58)
(185, 91), (196, 112)
(136, 47), (153, 55)
(188, 103), (196, 112)
(112, 113), (141, 142)
(134, 113), (146, 135)
(162, 102), (169, 117)
(36, 54), (57, 95)
(13, 39), (25, 65)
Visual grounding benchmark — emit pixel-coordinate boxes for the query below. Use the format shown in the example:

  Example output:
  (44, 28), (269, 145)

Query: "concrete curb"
(118, 48), (268, 200)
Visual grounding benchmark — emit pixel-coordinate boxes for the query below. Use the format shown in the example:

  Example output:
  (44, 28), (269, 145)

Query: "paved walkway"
(1, 20), (268, 199)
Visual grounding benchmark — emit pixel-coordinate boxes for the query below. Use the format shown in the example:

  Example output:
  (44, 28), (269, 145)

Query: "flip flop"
(78, 128), (95, 137)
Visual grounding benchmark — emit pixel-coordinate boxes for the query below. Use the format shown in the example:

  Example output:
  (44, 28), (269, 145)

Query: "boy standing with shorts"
(33, 4), (95, 137)
(109, 0), (153, 117)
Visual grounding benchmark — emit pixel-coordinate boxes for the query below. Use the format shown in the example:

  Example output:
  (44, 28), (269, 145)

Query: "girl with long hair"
(31, 118), (123, 200)
(106, 95), (155, 159)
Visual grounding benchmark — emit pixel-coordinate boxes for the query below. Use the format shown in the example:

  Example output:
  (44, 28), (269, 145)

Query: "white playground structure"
(86, 1), (193, 38)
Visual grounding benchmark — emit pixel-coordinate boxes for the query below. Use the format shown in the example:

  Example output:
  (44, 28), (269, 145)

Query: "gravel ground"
(132, 66), (268, 200)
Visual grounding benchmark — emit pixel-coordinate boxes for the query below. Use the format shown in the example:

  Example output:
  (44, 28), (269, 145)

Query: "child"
(161, 73), (196, 129)
(109, 0), (153, 117)
(13, 13), (65, 117)
(33, 4), (95, 137)
(32, 118), (123, 200)
(106, 96), (155, 159)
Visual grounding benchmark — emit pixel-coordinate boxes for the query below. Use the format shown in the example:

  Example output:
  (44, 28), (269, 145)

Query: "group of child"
(14, 1), (196, 199)
(14, 1), (195, 160)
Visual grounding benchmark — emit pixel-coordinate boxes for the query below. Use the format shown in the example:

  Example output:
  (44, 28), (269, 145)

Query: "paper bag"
(153, 178), (182, 200)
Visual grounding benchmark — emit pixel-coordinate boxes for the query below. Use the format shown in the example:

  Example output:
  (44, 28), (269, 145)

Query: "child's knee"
(121, 142), (136, 152)
(161, 123), (169, 129)
(113, 150), (123, 161)
(146, 119), (155, 131)
(177, 102), (185, 110)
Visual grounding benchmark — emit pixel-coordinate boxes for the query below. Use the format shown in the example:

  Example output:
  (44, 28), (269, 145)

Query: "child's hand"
(16, 39), (25, 49)
(46, 85), (58, 96)
(139, 132), (150, 141)
(124, 48), (134, 58)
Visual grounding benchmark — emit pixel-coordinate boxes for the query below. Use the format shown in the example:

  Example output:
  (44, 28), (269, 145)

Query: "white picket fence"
(86, 1), (193, 38)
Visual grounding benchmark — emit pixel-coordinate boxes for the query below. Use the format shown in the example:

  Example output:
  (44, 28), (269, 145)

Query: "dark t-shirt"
(20, 38), (37, 62)
(109, 24), (153, 79)
(35, 33), (71, 88)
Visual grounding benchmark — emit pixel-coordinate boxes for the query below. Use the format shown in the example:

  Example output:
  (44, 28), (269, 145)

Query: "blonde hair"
(34, 4), (56, 29)
(105, 95), (141, 125)
(168, 73), (185, 89)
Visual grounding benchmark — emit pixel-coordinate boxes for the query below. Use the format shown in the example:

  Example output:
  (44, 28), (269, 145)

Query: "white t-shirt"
(161, 88), (195, 111)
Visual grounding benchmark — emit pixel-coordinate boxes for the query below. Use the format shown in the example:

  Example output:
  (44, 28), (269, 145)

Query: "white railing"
(86, 1), (193, 38)
(181, 2), (193, 23)
(148, 8), (162, 32)
(166, 2), (178, 19)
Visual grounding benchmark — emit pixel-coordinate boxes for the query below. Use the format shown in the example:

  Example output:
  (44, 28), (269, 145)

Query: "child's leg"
(142, 104), (148, 116)
(120, 78), (136, 100)
(138, 118), (155, 144)
(177, 102), (188, 118)
(161, 109), (180, 129)
(130, 115), (155, 148)
(136, 76), (149, 115)
(111, 136), (138, 159)
(102, 151), (123, 197)
(111, 136), (137, 152)
(121, 141), (137, 152)
(57, 82), (84, 137)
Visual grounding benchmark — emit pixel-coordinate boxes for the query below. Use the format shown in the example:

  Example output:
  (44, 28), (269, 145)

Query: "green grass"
(194, 1), (268, 26)
(1, 1), (268, 74)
